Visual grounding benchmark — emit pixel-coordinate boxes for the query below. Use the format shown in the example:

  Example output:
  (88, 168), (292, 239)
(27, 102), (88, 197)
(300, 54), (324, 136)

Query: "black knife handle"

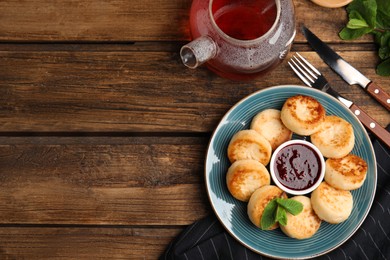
(349, 103), (390, 147)
(366, 82), (390, 111)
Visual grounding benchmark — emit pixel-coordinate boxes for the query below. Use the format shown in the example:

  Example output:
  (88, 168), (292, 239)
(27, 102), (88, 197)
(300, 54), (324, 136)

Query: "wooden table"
(0, 0), (389, 259)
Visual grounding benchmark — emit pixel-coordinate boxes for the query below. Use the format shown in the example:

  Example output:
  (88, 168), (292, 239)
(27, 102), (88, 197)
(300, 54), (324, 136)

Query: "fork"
(288, 52), (390, 147)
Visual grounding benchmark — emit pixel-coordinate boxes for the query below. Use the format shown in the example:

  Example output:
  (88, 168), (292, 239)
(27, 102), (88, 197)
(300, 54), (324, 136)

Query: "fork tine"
(293, 55), (318, 80)
(296, 52), (321, 76)
(289, 58), (315, 84)
(288, 61), (312, 87)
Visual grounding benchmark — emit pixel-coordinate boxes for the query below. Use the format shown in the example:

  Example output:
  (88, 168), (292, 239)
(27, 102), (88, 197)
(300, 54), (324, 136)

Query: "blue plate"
(205, 85), (377, 259)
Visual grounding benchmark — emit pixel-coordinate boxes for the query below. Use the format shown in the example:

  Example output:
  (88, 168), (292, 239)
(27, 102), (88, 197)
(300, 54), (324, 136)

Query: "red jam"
(273, 143), (322, 191)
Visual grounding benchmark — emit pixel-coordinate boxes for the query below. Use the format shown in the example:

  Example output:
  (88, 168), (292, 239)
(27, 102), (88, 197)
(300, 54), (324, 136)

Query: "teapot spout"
(180, 36), (217, 69)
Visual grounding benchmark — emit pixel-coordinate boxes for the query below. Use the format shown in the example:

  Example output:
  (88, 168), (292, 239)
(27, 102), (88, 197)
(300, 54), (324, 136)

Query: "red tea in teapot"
(212, 0), (277, 40)
(181, 0), (296, 80)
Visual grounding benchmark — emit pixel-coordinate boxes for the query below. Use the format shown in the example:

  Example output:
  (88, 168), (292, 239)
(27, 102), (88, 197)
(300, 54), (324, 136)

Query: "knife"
(302, 25), (390, 111)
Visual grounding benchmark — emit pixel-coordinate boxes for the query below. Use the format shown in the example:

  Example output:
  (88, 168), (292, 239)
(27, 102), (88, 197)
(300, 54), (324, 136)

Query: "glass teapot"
(180, 0), (296, 80)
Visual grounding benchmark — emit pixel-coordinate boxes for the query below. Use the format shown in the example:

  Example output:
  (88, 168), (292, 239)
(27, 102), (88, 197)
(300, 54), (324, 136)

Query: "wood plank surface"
(0, 0), (372, 43)
(0, 0), (389, 259)
(0, 226), (180, 259)
(0, 50), (388, 132)
(0, 137), (210, 225)
(0, 0), (192, 42)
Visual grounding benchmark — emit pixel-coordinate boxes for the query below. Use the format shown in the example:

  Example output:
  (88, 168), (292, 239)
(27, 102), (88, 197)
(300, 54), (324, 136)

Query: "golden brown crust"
(325, 154), (368, 190)
(250, 109), (292, 150)
(311, 182), (353, 224)
(247, 185), (287, 229)
(227, 129), (272, 165)
(280, 196), (321, 239)
(226, 160), (271, 202)
(280, 95), (326, 136)
(311, 115), (355, 159)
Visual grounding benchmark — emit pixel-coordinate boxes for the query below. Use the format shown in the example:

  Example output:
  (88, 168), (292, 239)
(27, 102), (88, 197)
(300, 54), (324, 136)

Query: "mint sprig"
(339, 0), (390, 76)
(275, 205), (288, 226)
(260, 199), (278, 230)
(275, 198), (304, 216)
(260, 198), (304, 230)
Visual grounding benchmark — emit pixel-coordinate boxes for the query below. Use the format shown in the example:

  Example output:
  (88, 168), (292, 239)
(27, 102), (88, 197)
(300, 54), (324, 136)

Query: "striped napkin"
(161, 126), (390, 260)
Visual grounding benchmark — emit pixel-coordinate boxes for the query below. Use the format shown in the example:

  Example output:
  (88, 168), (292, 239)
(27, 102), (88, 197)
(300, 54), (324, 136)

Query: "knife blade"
(302, 25), (390, 111)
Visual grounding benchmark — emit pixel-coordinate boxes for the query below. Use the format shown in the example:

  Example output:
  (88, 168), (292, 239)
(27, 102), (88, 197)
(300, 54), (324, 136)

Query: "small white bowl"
(270, 139), (325, 195)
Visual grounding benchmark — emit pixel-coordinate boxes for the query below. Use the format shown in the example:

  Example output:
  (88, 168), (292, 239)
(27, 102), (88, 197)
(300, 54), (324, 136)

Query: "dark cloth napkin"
(161, 126), (390, 260)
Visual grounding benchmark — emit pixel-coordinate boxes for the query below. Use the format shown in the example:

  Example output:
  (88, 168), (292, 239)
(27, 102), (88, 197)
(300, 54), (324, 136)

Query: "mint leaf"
(347, 18), (370, 29)
(339, 27), (372, 40)
(377, 10), (390, 29)
(346, 0), (377, 28)
(340, 0), (390, 76)
(260, 199), (277, 230)
(276, 198), (304, 216)
(376, 31), (390, 46)
(348, 10), (370, 28)
(379, 46), (390, 60)
(339, 10), (373, 40)
(375, 31), (390, 59)
(377, 0), (390, 15)
(275, 206), (287, 226)
(377, 58), (390, 76)
(377, 0), (390, 28)
(261, 198), (304, 229)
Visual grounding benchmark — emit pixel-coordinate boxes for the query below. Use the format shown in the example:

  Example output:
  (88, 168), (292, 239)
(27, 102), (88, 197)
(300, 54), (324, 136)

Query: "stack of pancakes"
(225, 95), (368, 239)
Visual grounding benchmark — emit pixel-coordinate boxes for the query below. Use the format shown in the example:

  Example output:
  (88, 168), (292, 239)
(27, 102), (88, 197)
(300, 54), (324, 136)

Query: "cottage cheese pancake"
(280, 196), (321, 239)
(226, 159), (271, 202)
(311, 115), (355, 159)
(250, 109), (292, 150)
(325, 154), (368, 190)
(281, 95), (326, 136)
(311, 182), (353, 224)
(247, 185), (287, 229)
(228, 129), (272, 165)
